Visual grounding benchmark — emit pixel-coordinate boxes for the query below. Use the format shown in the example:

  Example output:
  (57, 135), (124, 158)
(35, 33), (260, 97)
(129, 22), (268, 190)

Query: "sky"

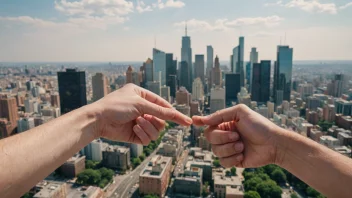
(0, 0), (352, 62)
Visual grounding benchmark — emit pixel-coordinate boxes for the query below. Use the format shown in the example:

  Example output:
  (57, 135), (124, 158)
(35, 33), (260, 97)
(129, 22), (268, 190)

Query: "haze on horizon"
(0, 0), (352, 62)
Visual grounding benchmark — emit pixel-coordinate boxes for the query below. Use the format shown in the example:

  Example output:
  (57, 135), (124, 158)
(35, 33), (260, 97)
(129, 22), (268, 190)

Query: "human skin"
(193, 104), (352, 198)
(0, 84), (192, 198)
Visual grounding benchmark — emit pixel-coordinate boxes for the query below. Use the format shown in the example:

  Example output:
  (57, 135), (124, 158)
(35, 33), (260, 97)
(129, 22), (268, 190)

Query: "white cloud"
(264, 0), (338, 14)
(136, 0), (153, 13)
(174, 16), (284, 32)
(285, 0), (337, 14)
(225, 16), (283, 27)
(153, 0), (185, 9)
(340, 2), (352, 10)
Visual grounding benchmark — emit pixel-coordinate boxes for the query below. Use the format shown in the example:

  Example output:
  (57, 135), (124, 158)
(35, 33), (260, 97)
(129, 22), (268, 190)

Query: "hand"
(92, 83), (192, 145)
(193, 104), (285, 168)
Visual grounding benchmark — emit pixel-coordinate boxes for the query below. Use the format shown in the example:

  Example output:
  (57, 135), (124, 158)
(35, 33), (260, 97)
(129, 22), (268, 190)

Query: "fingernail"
(235, 143), (243, 152)
(186, 118), (192, 125)
(229, 133), (238, 141)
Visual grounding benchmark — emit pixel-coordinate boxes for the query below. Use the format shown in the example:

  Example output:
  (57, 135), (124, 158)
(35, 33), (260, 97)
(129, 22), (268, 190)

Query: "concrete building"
(33, 181), (67, 198)
(34, 116), (54, 127)
(176, 87), (191, 106)
(335, 99), (352, 116)
(255, 105), (269, 118)
(173, 167), (203, 197)
(17, 117), (35, 133)
(41, 107), (60, 118)
(59, 154), (85, 178)
(310, 129), (323, 142)
(66, 186), (104, 198)
(139, 155), (172, 198)
(190, 101), (201, 117)
(335, 115), (352, 130)
(337, 132), (352, 146)
(0, 95), (18, 135)
(144, 58), (154, 83)
(267, 101), (275, 118)
(212, 56), (222, 87)
(249, 47), (259, 91)
(307, 111), (319, 125)
(102, 145), (130, 171)
(307, 96), (321, 111)
(187, 150), (213, 183)
(158, 128), (183, 161)
(192, 78), (204, 101)
(320, 136), (340, 149)
(297, 83), (314, 100)
(237, 87), (251, 107)
(161, 86), (170, 103)
(210, 88), (225, 113)
(92, 73), (108, 101)
(334, 146), (351, 157)
(146, 81), (161, 96)
(214, 175), (244, 198)
(198, 133), (211, 151)
(50, 93), (60, 108)
(175, 104), (190, 117)
(0, 118), (12, 138)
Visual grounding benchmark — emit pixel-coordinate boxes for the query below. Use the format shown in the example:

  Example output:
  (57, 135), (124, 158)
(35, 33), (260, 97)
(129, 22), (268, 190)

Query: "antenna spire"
(185, 21), (187, 36)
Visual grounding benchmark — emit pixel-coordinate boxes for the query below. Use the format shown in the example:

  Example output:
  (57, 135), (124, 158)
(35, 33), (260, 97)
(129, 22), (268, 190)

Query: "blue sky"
(0, 0), (351, 62)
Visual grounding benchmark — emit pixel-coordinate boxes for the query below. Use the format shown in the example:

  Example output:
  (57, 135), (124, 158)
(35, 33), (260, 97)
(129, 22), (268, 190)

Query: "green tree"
(144, 148), (152, 156)
(139, 154), (146, 161)
(306, 187), (323, 197)
(99, 167), (114, 181)
(98, 178), (109, 188)
(230, 167), (237, 176)
(76, 169), (101, 185)
(271, 168), (287, 184)
(244, 191), (261, 198)
(213, 159), (221, 168)
(318, 121), (334, 132)
(202, 182), (209, 197)
(262, 164), (278, 175)
(21, 192), (34, 198)
(132, 158), (142, 168)
(256, 180), (282, 198)
(225, 170), (231, 176)
(291, 193), (299, 198)
(244, 177), (263, 191)
(85, 160), (100, 169)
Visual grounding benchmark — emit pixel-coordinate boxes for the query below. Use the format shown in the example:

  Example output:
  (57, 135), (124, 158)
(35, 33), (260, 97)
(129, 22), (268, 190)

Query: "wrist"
(80, 103), (104, 139)
(273, 128), (293, 167)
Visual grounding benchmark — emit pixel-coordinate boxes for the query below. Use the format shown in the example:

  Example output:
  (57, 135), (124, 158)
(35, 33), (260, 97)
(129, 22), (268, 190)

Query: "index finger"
(192, 104), (249, 126)
(135, 86), (173, 108)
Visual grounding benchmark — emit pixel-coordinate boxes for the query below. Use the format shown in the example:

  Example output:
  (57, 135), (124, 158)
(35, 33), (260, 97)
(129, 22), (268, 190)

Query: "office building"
(92, 73), (108, 101)
(59, 154), (85, 178)
(225, 73), (241, 105)
(298, 83), (314, 100)
(144, 58), (154, 82)
(231, 46), (238, 73)
(327, 74), (345, 97)
(190, 101), (201, 117)
(335, 99), (352, 116)
(194, 55), (205, 83)
(320, 136), (340, 149)
(307, 96), (321, 111)
(166, 54), (177, 96)
(181, 25), (193, 83)
(168, 75), (177, 98)
(33, 181), (67, 198)
(179, 61), (191, 92)
(212, 56), (222, 87)
(249, 47), (259, 91)
(50, 93), (60, 108)
(210, 88), (225, 113)
(17, 117), (35, 133)
(198, 134), (211, 151)
(0, 95), (18, 135)
(139, 155), (172, 198)
(102, 145), (130, 171)
(58, 68), (87, 114)
(274, 46), (293, 102)
(161, 86), (170, 102)
(146, 81), (161, 96)
(153, 48), (167, 86)
(175, 104), (191, 117)
(251, 60), (271, 103)
(192, 78), (204, 100)
(237, 87), (251, 107)
(0, 119), (12, 138)
(268, 101), (275, 118)
(130, 144), (143, 158)
(126, 66), (140, 85)
(206, 45), (214, 78)
(232, 37), (245, 86)
(323, 104), (336, 122)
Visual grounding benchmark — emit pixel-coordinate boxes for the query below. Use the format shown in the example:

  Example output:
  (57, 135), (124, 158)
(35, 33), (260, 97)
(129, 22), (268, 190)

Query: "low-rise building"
(66, 186), (104, 198)
(102, 145), (130, 170)
(333, 146), (352, 157)
(33, 181), (67, 198)
(139, 155), (172, 198)
(310, 129), (323, 142)
(173, 167), (203, 196)
(59, 154), (85, 178)
(337, 132), (352, 146)
(214, 175), (244, 198)
(320, 136), (340, 149)
(157, 128), (183, 162)
(198, 133), (212, 151)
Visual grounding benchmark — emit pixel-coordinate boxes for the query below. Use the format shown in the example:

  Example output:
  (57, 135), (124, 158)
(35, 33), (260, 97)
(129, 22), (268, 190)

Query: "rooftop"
(65, 154), (85, 164)
(214, 175), (242, 186)
(33, 181), (66, 198)
(140, 155), (172, 178)
(104, 145), (129, 154)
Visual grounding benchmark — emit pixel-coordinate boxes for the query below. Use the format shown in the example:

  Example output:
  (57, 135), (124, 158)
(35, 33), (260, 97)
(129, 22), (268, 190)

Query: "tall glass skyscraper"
(249, 47), (259, 91)
(274, 46), (293, 102)
(225, 73), (241, 105)
(153, 48), (166, 86)
(251, 60), (271, 103)
(181, 24), (193, 86)
(179, 61), (191, 92)
(206, 45), (214, 76)
(231, 37), (245, 86)
(144, 58), (154, 83)
(194, 54), (205, 83)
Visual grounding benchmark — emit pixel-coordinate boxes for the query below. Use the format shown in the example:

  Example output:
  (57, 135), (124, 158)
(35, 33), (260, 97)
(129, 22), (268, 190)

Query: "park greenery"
(212, 159), (221, 168)
(243, 165), (325, 198)
(144, 194), (159, 198)
(76, 160), (114, 188)
(318, 120), (335, 132)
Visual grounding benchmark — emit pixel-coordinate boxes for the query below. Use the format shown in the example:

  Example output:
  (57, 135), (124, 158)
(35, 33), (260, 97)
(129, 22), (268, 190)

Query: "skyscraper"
(231, 47), (238, 73)
(144, 58), (154, 83)
(92, 73), (108, 101)
(249, 48), (259, 91)
(153, 48), (166, 86)
(192, 78), (204, 100)
(232, 37), (245, 86)
(206, 45), (214, 78)
(274, 46), (293, 103)
(210, 88), (225, 113)
(194, 54), (205, 83)
(181, 24), (193, 84)
(179, 61), (191, 92)
(126, 66), (139, 85)
(251, 61), (271, 103)
(166, 54), (177, 97)
(212, 56), (222, 87)
(168, 75), (177, 99)
(58, 68), (87, 114)
(225, 73), (241, 105)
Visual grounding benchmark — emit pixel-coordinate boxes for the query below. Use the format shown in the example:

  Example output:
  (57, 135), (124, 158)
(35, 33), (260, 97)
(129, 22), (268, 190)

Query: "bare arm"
(0, 105), (99, 198)
(0, 84), (192, 198)
(278, 130), (352, 198)
(193, 104), (352, 198)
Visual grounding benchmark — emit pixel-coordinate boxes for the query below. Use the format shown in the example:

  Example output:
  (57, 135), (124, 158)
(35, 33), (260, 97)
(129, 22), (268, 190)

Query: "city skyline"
(1, 0), (352, 62)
